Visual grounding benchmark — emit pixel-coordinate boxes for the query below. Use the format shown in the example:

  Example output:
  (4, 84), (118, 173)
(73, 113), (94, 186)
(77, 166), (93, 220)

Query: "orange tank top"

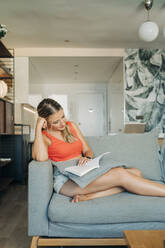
(42, 121), (83, 162)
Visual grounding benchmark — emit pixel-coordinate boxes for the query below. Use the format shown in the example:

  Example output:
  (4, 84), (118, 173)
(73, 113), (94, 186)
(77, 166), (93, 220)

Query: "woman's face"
(47, 108), (67, 131)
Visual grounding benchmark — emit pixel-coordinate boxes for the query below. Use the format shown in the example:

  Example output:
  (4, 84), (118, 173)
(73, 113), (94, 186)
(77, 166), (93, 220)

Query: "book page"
(64, 152), (110, 176)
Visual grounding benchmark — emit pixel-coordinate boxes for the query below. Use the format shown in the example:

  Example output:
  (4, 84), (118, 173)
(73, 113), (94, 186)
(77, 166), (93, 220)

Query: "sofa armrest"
(28, 159), (53, 236)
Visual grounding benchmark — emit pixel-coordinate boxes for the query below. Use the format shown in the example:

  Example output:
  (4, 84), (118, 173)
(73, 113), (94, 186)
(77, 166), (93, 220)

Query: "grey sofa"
(28, 129), (165, 247)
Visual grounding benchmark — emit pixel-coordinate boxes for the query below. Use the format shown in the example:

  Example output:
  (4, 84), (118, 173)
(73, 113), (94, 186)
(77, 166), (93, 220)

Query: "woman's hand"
(78, 157), (91, 166)
(36, 117), (47, 131)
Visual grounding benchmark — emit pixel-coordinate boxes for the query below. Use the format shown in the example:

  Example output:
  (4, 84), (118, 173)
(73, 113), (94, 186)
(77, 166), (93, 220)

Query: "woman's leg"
(71, 187), (124, 202)
(60, 167), (165, 200)
(71, 168), (142, 202)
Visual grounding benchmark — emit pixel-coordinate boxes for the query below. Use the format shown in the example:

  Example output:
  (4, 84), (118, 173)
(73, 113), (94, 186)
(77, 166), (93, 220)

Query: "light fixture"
(22, 104), (37, 114)
(23, 106), (37, 114)
(139, 0), (159, 42)
(0, 80), (8, 98)
(0, 24), (7, 39)
(88, 108), (94, 113)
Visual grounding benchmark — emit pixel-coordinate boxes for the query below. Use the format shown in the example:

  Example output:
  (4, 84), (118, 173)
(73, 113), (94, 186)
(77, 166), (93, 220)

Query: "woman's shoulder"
(67, 120), (75, 125)
(67, 121), (78, 129)
(67, 121), (80, 137)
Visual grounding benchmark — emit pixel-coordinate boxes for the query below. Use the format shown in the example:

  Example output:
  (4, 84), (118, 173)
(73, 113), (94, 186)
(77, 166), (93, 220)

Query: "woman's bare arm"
(32, 117), (49, 161)
(71, 122), (94, 159)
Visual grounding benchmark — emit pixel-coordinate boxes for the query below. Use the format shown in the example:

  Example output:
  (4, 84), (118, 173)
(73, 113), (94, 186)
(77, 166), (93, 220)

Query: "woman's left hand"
(78, 157), (90, 166)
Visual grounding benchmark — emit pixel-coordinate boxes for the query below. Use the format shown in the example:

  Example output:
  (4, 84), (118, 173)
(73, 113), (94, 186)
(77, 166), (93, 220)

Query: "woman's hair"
(37, 98), (75, 143)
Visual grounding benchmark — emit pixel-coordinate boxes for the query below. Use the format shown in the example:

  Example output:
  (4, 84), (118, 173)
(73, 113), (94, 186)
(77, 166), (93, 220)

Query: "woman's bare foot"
(71, 194), (89, 203)
(71, 187), (124, 203)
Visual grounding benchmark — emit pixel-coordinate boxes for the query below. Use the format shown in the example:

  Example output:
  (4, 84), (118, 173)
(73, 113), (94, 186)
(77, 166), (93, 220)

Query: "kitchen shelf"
(0, 41), (13, 58)
(0, 177), (14, 191)
(0, 158), (12, 167)
(0, 158), (13, 191)
(0, 41), (14, 103)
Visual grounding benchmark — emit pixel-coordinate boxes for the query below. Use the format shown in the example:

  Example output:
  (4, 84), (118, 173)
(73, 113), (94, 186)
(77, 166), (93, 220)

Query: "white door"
(76, 92), (106, 136)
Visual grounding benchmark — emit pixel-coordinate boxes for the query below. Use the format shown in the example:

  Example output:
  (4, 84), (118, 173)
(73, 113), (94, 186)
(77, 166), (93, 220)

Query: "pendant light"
(139, 0), (159, 42)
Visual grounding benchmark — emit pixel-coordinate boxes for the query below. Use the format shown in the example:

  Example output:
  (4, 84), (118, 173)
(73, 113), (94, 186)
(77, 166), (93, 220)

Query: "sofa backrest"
(85, 129), (163, 182)
(160, 137), (165, 182)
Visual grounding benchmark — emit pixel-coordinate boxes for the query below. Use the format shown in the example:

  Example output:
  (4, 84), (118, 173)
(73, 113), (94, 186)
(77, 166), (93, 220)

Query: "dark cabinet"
(0, 98), (14, 134)
(0, 133), (31, 185)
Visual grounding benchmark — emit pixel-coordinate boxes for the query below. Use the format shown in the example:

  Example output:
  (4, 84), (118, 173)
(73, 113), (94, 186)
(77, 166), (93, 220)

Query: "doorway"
(76, 92), (106, 136)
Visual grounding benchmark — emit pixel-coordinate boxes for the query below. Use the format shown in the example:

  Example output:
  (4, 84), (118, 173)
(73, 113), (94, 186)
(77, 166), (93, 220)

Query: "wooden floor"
(0, 182), (127, 248)
(0, 182), (31, 248)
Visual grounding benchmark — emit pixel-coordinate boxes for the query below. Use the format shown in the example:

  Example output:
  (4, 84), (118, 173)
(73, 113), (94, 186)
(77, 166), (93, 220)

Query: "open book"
(64, 152), (110, 177)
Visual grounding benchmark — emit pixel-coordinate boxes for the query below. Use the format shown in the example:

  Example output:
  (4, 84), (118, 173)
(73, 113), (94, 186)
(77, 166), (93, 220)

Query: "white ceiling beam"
(15, 48), (124, 57)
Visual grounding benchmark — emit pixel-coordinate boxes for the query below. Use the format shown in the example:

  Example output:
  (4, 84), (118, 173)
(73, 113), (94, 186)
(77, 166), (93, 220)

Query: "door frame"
(75, 89), (107, 135)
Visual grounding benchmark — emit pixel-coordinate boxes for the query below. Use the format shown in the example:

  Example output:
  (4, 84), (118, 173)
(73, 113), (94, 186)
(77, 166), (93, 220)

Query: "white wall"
(107, 59), (124, 133)
(15, 57), (37, 140)
(29, 82), (107, 122)
(21, 106), (37, 140)
(15, 57), (29, 123)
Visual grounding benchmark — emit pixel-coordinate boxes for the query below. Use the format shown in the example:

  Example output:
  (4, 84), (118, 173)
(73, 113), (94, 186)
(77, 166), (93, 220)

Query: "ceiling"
(1, 0), (165, 49)
(29, 56), (122, 83)
(1, 0), (164, 83)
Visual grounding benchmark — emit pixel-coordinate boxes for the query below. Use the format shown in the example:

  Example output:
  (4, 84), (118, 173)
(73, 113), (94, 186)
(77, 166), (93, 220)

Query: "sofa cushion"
(85, 129), (163, 182)
(48, 221), (165, 238)
(48, 191), (165, 224)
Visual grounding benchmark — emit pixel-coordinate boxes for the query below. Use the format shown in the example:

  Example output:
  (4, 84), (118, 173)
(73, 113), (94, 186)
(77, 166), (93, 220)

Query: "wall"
(14, 57), (29, 123)
(29, 82), (107, 138)
(15, 52), (124, 138)
(107, 59), (124, 133)
(14, 49), (125, 138)
(16, 49), (165, 136)
(124, 49), (165, 135)
(21, 106), (37, 141)
(15, 57), (37, 140)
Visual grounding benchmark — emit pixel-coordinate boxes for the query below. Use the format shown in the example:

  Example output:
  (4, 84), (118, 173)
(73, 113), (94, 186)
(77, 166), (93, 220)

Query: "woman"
(32, 98), (165, 203)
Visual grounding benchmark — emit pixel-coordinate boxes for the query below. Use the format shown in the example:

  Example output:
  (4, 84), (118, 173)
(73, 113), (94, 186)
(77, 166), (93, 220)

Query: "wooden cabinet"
(0, 41), (14, 103)
(0, 98), (14, 134)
